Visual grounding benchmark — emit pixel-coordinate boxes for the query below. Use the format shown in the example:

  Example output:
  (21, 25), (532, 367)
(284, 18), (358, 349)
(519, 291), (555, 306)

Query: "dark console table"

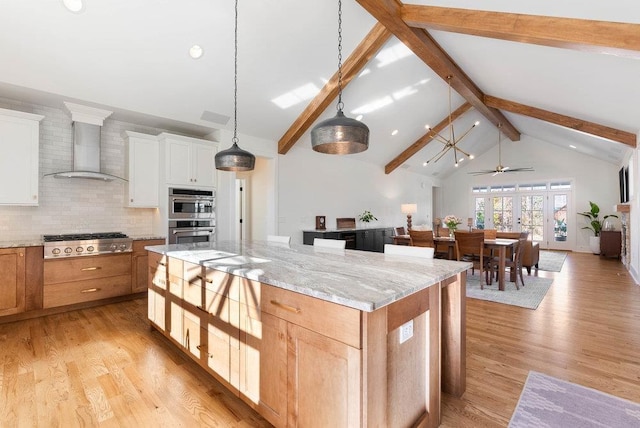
(600, 230), (621, 259)
(303, 227), (395, 253)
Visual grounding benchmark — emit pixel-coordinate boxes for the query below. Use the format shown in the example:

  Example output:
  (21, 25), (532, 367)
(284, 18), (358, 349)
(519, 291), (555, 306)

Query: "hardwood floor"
(1, 252), (639, 427)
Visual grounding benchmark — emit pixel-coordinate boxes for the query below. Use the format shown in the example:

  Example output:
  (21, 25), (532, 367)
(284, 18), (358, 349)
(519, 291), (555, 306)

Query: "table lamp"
(401, 204), (417, 231)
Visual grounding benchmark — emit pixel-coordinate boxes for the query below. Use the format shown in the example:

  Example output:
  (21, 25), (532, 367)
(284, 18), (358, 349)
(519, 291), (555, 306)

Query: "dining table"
(434, 236), (519, 291)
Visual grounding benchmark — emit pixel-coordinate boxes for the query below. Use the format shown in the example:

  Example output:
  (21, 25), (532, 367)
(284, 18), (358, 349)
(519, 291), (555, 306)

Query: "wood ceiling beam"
(277, 22), (391, 155)
(385, 102), (473, 174)
(485, 95), (637, 148)
(355, 0), (520, 142)
(402, 5), (640, 59)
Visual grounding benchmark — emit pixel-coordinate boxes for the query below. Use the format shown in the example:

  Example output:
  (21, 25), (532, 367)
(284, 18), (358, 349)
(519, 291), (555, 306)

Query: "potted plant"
(358, 210), (377, 227)
(578, 201), (618, 254)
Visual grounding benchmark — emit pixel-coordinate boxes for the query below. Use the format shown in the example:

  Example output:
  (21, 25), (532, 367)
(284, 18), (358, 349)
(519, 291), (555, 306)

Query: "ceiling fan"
(468, 124), (534, 176)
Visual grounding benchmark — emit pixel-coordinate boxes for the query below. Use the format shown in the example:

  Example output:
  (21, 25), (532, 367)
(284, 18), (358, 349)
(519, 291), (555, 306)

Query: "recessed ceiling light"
(469, 154), (475, 160)
(391, 129), (398, 136)
(62, 0), (84, 13)
(189, 45), (204, 59)
(424, 124), (430, 129)
(569, 144), (577, 149)
(423, 162), (427, 167)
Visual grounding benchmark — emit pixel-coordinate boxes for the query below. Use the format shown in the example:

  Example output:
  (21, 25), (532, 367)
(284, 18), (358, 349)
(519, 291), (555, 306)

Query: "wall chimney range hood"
(45, 102), (126, 182)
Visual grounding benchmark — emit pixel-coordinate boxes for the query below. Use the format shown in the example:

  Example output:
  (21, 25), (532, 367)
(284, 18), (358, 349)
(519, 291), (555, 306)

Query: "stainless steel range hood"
(45, 102), (126, 182)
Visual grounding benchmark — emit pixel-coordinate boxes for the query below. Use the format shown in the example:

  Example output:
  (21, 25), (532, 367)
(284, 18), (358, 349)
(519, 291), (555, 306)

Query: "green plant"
(358, 210), (377, 223)
(578, 201), (617, 237)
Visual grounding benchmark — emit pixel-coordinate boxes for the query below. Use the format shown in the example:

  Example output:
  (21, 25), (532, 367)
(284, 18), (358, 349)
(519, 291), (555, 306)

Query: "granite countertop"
(0, 235), (166, 249)
(146, 240), (470, 312)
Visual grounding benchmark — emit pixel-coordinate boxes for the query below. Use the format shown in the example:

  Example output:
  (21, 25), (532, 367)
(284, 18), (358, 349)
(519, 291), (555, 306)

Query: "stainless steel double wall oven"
(168, 187), (216, 244)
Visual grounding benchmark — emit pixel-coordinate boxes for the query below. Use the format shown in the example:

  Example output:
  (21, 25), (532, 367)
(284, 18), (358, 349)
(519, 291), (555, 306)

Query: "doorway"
(472, 181), (573, 250)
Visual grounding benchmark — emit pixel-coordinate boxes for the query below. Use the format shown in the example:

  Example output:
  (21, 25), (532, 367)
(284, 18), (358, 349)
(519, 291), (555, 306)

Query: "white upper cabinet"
(159, 133), (217, 188)
(0, 108), (44, 206)
(123, 131), (159, 208)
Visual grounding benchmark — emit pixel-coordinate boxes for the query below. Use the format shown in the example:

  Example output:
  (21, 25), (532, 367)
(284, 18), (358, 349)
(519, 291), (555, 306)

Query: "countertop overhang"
(146, 240), (470, 312)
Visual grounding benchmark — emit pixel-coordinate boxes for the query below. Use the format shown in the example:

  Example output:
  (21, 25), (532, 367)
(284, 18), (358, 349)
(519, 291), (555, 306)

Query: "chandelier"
(424, 76), (478, 167)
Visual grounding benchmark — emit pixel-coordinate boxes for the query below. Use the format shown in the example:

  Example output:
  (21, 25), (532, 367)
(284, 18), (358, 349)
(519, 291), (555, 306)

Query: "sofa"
(496, 232), (540, 274)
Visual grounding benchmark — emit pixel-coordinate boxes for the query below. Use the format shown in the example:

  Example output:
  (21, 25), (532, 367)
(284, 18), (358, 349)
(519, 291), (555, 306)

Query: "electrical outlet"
(399, 320), (414, 344)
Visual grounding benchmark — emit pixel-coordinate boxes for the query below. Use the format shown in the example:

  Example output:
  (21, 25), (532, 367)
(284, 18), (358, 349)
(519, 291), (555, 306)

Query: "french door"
(473, 183), (573, 250)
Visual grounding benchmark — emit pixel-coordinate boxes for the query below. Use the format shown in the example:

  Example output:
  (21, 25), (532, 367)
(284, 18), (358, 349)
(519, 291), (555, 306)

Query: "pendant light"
(310, 0), (369, 155)
(215, 0), (255, 172)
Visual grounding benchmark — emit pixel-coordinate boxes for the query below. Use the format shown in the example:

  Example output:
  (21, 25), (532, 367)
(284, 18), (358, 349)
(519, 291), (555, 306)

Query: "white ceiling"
(1, 0), (638, 178)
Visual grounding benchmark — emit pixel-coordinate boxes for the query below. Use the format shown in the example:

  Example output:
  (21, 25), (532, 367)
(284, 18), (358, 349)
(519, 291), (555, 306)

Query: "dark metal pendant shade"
(215, 142), (256, 171)
(311, 110), (369, 155)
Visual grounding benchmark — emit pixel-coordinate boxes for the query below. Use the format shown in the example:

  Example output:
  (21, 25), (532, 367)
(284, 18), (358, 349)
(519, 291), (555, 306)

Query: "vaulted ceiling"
(1, 0), (638, 178)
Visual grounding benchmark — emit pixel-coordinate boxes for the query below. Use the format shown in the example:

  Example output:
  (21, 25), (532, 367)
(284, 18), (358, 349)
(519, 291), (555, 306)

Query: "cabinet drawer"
(44, 253), (131, 285)
(261, 284), (361, 349)
(148, 251), (167, 270)
(149, 266), (167, 290)
(44, 275), (131, 308)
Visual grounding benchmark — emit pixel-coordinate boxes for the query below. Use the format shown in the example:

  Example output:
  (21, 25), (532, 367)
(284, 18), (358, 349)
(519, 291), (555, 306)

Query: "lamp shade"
(401, 204), (417, 215)
(215, 142), (256, 171)
(311, 110), (369, 154)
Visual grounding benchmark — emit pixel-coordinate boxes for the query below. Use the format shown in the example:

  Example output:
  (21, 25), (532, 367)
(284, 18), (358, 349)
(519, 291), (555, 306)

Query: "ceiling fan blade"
(506, 167), (535, 172)
(468, 170), (497, 175)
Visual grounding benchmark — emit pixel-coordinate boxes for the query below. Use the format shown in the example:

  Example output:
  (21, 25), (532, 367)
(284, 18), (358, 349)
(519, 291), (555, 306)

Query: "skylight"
(271, 83), (320, 109)
(375, 43), (412, 68)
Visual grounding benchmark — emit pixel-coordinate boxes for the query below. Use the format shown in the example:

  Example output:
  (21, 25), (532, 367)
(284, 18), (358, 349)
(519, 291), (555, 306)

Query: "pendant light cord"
(233, 0), (239, 145)
(336, 0), (344, 111)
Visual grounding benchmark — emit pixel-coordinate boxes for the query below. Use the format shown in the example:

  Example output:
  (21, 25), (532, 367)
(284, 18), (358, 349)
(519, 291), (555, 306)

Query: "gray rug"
(509, 371), (640, 427)
(538, 250), (568, 272)
(466, 274), (552, 309)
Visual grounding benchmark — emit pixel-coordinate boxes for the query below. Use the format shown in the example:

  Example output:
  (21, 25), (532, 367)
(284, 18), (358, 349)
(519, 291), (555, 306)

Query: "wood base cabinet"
(44, 253), (132, 309)
(0, 248), (26, 316)
(149, 252), (451, 427)
(132, 239), (165, 293)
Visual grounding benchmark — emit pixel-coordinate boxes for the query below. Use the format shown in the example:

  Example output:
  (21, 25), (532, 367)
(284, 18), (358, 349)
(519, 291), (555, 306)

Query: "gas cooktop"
(43, 232), (133, 258)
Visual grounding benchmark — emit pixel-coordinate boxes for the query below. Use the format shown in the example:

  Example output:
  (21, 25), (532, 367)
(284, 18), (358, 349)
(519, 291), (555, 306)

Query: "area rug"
(509, 371), (640, 427)
(537, 250), (568, 272)
(466, 274), (552, 309)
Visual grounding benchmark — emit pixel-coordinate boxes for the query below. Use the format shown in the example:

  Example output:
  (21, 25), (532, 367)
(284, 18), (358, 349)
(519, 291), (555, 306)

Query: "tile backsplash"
(0, 96), (181, 241)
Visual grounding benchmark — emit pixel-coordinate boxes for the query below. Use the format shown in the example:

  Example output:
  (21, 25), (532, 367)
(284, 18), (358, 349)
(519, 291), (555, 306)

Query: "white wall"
(0, 97), (170, 241)
(278, 144), (439, 244)
(441, 134), (621, 252)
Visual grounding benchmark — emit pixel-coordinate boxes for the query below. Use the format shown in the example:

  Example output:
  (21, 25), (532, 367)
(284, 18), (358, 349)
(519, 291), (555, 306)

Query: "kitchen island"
(146, 240), (470, 427)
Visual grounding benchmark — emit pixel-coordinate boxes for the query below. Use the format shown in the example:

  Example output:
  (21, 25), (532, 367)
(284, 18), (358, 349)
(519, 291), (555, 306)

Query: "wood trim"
(385, 102), (472, 174)
(441, 273), (466, 397)
(25, 246), (43, 311)
(277, 22), (391, 154)
(355, 0), (520, 141)
(402, 5), (640, 59)
(485, 95), (637, 148)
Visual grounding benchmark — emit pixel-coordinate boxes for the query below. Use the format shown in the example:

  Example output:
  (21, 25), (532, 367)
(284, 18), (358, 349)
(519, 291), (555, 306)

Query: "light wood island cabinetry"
(146, 242), (466, 428)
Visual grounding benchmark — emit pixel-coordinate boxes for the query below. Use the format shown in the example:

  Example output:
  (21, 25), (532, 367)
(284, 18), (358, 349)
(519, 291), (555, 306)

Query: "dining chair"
(473, 228), (497, 240)
(454, 230), (491, 288)
(384, 244), (434, 259)
(408, 229), (435, 247)
(313, 238), (346, 249)
(395, 226), (407, 236)
(267, 235), (291, 244)
(491, 231), (527, 289)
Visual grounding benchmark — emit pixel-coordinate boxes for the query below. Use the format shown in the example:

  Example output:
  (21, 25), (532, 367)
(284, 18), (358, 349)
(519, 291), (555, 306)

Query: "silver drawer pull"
(270, 300), (301, 314)
(81, 266), (102, 271)
(81, 288), (100, 293)
(158, 262), (166, 266)
(197, 275), (213, 283)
